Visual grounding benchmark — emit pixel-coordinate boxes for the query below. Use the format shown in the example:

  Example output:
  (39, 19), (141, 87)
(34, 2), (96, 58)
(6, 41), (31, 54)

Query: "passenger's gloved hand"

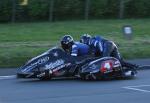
(37, 70), (52, 80)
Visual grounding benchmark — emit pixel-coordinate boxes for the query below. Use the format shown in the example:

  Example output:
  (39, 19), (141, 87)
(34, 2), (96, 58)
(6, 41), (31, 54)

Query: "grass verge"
(0, 19), (150, 68)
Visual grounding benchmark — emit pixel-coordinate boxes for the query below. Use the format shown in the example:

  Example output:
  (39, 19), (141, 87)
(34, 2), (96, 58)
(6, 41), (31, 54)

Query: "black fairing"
(81, 57), (122, 74)
(17, 47), (91, 78)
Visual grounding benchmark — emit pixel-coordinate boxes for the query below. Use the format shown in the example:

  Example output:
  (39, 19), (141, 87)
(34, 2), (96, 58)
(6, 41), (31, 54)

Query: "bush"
(0, 0), (150, 22)
(0, 0), (12, 22)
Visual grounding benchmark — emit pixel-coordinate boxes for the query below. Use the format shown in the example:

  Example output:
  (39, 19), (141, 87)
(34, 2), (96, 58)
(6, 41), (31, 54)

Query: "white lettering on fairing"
(45, 59), (64, 69)
(22, 56), (49, 73)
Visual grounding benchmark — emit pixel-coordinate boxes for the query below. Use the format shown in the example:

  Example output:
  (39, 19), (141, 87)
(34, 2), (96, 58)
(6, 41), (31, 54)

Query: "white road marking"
(123, 85), (150, 93)
(0, 75), (16, 80)
(125, 85), (150, 88)
(123, 87), (150, 93)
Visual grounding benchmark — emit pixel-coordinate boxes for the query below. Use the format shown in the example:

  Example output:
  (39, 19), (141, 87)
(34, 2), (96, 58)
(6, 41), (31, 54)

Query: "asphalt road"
(0, 59), (150, 103)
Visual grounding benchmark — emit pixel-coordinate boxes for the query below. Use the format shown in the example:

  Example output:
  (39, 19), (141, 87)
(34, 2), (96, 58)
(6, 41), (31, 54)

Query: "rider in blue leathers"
(61, 35), (90, 56)
(61, 35), (91, 74)
(80, 34), (138, 69)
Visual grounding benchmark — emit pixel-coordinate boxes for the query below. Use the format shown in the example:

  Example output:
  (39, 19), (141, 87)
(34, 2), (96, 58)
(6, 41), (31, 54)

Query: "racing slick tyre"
(80, 73), (97, 81)
(37, 70), (52, 80)
(80, 74), (85, 80)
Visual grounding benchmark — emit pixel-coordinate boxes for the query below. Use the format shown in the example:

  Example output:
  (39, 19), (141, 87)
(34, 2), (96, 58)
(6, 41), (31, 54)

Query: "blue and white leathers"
(87, 35), (138, 69)
(89, 36), (121, 59)
(71, 42), (90, 56)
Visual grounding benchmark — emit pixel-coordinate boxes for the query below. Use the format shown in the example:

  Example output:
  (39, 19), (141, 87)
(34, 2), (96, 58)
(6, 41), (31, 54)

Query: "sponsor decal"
(90, 69), (99, 73)
(89, 64), (97, 70)
(113, 64), (121, 68)
(104, 62), (112, 70)
(22, 56), (49, 73)
(52, 63), (71, 72)
(45, 59), (65, 69)
(53, 52), (58, 57)
(113, 60), (121, 68)
(101, 61), (113, 73)
(37, 56), (49, 64)
(37, 72), (45, 78)
(114, 60), (120, 65)
(52, 63), (71, 76)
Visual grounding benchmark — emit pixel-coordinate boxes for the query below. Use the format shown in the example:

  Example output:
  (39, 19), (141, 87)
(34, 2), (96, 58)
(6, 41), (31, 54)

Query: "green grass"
(0, 19), (150, 68)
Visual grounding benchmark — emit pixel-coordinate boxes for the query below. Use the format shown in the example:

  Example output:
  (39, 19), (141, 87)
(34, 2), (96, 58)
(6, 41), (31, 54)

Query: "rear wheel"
(80, 74), (91, 80)
(80, 73), (97, 80)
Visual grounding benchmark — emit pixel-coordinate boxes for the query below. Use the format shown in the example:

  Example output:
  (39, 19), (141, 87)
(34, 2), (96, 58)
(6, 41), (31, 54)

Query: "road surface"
(0, 59), (150, 103)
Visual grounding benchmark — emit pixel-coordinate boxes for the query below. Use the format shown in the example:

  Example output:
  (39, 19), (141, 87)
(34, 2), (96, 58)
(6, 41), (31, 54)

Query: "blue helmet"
(61, 35), (74, 50)
(80, 34), (91, 44)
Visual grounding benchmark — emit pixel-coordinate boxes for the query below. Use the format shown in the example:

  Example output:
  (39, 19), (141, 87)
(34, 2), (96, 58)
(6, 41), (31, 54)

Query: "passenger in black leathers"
(80, 34), (139, 69)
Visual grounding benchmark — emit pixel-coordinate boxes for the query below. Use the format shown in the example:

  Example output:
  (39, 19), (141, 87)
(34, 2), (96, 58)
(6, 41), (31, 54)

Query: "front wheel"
(37, 70), (52, 80)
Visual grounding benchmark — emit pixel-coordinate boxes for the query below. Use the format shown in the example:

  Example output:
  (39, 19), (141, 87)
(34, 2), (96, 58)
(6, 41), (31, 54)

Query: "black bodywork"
(17, 47), (137, 80)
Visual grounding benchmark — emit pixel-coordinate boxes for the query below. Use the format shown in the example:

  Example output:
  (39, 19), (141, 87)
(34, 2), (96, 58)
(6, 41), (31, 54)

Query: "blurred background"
(0, 0), (150, 68)
(1, 0), (150, 22)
